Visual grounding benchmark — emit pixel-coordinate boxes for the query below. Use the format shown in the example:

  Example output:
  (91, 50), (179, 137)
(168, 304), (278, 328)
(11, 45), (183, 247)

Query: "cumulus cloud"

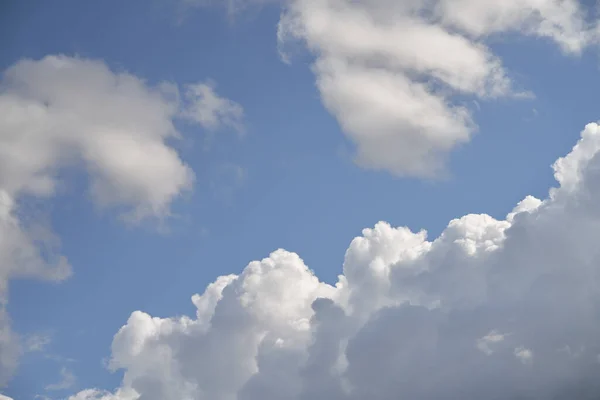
(0, 55), (243, 386)
(0, 55), (195, 221)
(68, 121), (600, 399)
(276, 0), (596, 176)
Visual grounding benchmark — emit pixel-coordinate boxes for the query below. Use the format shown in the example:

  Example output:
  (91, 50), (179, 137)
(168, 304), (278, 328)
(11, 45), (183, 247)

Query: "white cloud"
(45, 367), (76, 391)
(434, 0), (591, 53)
(67, 389), (137, 400)
(24, 333), (52, 353)
(476, 330), (508, 356)
(187, 1), (595, 176)
(0, 394), (14, 400)
(0, 55), (194, 220)
(68, 121), (600, 399)
(0, 55), (243, 387)
(515, 346), (534, 365)
(276, 0), (596, 177)
(181, 81), (245, 134)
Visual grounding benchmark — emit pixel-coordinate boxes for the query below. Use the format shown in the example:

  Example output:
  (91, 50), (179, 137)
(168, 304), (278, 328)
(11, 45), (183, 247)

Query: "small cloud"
(476, 330), (508, 355)
(513, 90), (536, 100)
(514, 346), (533, 365)
(180, 81), (245, 134)
(25, 333), (51, 353)
(45, 367), (75, 391)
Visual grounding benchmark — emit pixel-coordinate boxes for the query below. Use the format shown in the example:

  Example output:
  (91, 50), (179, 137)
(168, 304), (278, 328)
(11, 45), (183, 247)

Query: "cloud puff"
(0, 55), (243, 386)
(277, 0), (595, 176)
(0, 55), (194, 220)
(181, 81), (245, 134)
(68, 121), (600, 399)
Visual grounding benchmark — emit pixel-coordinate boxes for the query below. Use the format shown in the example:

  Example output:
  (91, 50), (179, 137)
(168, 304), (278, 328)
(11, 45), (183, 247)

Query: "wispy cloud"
(24, 333), (51, 353)
(45, 367), (75, 391)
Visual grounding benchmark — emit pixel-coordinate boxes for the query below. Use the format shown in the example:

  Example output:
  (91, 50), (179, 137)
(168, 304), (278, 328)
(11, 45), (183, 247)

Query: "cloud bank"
(0, 55), (243, 386)
(67, 121), (600, 399)
(277, 0), (596, 176)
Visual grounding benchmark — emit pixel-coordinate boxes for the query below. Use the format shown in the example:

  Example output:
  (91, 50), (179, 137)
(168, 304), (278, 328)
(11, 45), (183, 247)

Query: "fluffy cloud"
(0, 56), (194, 220)
(68, 121), (600, 399)
(0, 55), (243, 386)
(277, 0), (596, 176)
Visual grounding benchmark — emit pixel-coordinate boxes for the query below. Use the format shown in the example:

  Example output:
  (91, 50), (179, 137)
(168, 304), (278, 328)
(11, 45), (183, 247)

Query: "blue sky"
(4, 1), (600, 399)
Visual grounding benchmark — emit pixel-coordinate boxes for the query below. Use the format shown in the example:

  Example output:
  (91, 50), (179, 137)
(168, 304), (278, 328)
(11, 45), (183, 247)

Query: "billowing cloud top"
(67, 122), (600, 399)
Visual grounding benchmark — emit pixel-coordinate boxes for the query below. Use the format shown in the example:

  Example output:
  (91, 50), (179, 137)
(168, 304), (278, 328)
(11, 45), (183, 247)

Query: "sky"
(4, 0), (600, 399)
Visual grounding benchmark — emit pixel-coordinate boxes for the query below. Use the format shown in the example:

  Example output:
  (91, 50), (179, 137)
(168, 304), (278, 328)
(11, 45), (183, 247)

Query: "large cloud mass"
(69, 121), (600, 399)
(0, 55), (243, 386)
(277, 0), (596, 176)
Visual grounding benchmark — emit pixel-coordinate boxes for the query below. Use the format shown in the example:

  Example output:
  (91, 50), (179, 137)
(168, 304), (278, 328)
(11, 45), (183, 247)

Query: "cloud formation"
(277, 0), (596, 176)
(1, 56), (194, 221)
(67, 121), (600, 399)
(0, 55), (243, 386)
